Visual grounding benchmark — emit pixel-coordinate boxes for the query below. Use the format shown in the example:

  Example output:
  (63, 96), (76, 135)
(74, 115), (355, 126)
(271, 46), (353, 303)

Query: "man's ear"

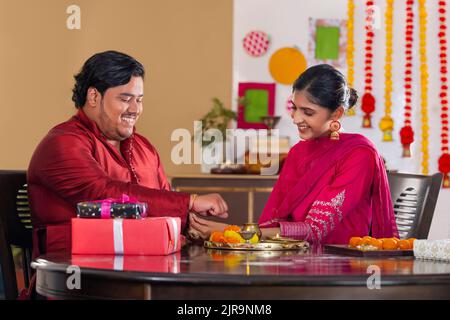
(86, 87), (98, 107)
(331, 106), (345, 121)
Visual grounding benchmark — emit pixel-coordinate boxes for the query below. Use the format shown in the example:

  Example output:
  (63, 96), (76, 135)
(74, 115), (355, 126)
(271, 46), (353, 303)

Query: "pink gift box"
(71, 217), (182, 255)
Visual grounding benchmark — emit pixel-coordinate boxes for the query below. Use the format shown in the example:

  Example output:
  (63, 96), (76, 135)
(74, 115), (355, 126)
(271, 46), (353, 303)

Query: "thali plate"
(204, 240), (309, 251)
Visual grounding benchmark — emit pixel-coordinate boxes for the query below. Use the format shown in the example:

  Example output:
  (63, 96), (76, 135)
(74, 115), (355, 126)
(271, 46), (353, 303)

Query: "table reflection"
(70, 253), (181, 273)
(36, 244), (450, 277)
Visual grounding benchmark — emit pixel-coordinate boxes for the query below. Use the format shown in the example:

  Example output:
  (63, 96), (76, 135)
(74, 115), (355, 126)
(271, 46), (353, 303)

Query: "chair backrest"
(387, 171), (443, 240)
(0, 170), (33, 299)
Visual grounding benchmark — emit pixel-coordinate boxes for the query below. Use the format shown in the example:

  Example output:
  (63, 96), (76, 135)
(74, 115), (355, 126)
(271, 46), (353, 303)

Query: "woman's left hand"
(188, 213), (228, 240)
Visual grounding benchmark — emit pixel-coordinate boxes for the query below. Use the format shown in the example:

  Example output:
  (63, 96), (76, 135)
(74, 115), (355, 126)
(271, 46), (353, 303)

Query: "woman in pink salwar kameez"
(190, 64), (398, 244)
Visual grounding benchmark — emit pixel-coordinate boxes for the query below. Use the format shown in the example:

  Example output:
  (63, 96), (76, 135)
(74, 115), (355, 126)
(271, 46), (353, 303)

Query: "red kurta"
(28, 109), (190, 258)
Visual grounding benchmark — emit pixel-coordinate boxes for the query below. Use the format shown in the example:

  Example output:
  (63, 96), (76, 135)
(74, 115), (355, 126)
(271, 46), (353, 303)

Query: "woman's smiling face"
(290, 90), (338, 140)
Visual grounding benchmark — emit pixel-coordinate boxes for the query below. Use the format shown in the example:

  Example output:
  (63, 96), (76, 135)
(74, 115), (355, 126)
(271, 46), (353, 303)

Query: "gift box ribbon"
(169, 217), (179, 253)
(112, 217), (180, 255)
(97, 194), (147, 219)
(113, 219), (124, 254)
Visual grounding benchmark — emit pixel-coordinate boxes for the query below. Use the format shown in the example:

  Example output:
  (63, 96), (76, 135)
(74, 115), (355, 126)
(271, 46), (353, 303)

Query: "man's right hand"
(190, 193), (229, 219)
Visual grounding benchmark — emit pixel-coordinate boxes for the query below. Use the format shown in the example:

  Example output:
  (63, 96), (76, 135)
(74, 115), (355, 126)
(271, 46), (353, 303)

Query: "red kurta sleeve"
(279, 147), (376, 242)
(32, 132), (190, 225)
(157, 160), (172, 191)
(138, 136), (172, 191)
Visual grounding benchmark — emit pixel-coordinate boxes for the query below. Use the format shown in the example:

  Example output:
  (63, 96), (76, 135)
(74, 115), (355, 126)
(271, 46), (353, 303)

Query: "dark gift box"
(77, 194), (148, 219)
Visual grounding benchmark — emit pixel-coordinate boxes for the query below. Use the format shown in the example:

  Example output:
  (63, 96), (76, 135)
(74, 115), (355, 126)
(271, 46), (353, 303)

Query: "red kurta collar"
(74, 108), (136, 143)
(75, 108), (104, 138)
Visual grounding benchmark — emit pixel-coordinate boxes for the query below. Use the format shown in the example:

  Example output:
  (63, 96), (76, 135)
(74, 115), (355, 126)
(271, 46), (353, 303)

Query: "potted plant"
(198, 98), (236, 147)
(196, 98), (236, 172)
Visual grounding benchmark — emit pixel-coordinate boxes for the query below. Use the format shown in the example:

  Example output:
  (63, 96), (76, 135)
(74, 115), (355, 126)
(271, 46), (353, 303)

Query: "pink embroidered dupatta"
(259, 133), (399, 239)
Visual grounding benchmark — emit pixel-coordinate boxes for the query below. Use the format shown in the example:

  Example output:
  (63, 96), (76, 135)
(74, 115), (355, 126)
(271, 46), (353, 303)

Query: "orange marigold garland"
(438, 0), (450, 187)
(419, 0), (429, 174)
(346, 0), (356, 116)
(361, 0), (376, 128)
(379, 0), (394, 141)
(400, 0), (415, 157)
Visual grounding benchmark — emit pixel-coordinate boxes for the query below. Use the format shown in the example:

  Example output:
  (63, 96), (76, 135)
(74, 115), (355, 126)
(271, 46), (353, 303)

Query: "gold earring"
(330, 120), (341, 140)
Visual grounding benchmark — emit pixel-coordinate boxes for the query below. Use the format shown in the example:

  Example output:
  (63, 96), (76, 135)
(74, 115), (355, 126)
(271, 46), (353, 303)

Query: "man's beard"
(99, 98), (131, 141)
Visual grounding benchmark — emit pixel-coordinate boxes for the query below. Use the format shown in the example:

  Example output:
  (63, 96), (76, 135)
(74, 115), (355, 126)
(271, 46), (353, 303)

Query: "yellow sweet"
(249, 234), (259, 244)
(223, 230), (245, 243)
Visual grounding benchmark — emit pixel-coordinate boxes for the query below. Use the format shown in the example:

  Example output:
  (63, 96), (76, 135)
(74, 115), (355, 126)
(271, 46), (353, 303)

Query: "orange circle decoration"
(269, 47), (307, 85)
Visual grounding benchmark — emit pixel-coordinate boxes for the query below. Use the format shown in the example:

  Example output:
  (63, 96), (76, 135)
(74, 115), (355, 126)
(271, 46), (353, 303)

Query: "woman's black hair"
(292, 64), (358, 112)
(72, 50), (145, 108)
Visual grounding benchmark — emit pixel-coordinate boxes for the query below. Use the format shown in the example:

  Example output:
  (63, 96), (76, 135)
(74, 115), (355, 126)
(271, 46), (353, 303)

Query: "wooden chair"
(387, 172), (443, 239)
(0, 170), (33, 299)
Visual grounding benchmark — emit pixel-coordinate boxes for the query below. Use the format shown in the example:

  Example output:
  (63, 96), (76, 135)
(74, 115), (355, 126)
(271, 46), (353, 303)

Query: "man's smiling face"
(92, 76), (144, 141)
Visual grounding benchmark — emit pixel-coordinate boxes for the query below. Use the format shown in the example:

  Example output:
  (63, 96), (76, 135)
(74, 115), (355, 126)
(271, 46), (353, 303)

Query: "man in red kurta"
(28, 51), (228, 258)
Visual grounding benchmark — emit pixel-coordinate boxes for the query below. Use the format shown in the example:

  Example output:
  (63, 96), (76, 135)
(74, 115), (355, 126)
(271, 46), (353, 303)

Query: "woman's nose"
(291, 110), (303, 124)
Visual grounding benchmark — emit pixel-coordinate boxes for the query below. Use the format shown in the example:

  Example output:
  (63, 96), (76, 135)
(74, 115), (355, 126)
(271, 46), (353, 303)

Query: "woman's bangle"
(189, 193), (199, 211)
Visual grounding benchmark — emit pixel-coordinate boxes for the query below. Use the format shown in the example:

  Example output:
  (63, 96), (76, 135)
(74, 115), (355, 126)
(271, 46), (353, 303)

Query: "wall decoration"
(379, 0), (394, 141)
(268, 47), (307, 85)
(316, 26), (340, 59)
(308, 18), (347, 71)
(237, 82), (275, 129)
(361, 0), (376, 128)
(243, 30), (270, 57)
(419, 0), (429, 174)
(286, 96), (294, 113)
(400, 0), (415, 157)
(346, 0), (356, 116)
(438, 0), (450, 187)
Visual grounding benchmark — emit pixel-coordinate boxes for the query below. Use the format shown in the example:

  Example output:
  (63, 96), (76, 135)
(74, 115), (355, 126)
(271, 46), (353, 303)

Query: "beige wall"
(0, 0), (232, 175)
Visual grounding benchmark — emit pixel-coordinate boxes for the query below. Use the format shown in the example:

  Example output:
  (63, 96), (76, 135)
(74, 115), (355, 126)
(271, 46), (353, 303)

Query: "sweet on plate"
(348, 236), (416, 251)
(209, 225), (259, 244)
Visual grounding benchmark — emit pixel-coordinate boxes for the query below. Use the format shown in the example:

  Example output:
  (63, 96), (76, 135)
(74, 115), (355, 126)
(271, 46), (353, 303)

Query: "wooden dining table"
(31, 244), (450, 300)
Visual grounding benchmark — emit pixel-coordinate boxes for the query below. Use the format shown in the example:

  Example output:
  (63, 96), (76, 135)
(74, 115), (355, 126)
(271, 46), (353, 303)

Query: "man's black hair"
(72, 50), (145, 108)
